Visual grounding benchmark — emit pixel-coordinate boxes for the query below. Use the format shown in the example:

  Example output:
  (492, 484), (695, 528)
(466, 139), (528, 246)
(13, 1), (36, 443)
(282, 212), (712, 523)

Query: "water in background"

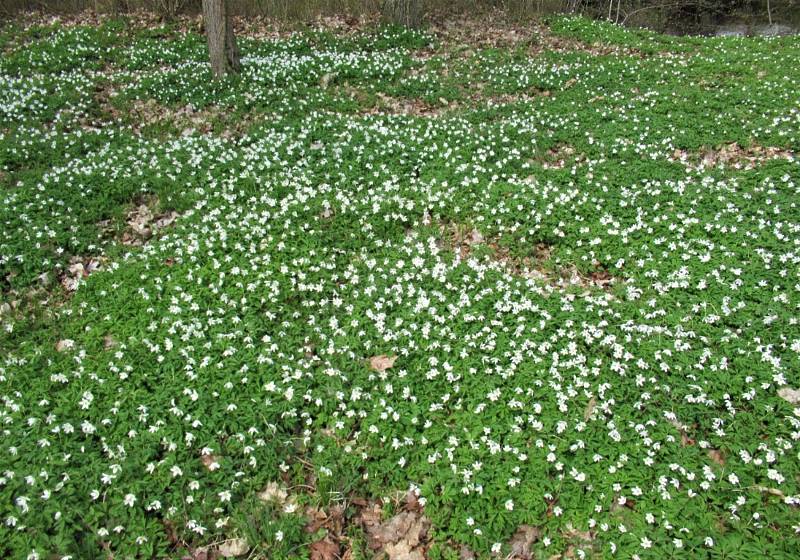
(644, 1), (800, 36)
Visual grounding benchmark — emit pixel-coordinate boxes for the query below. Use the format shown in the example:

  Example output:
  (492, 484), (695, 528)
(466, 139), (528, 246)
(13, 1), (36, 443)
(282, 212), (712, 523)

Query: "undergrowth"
(1, 14), (799, 560)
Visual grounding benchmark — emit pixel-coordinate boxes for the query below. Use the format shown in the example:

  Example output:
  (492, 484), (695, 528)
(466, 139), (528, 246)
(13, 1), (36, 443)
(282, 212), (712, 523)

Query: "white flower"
(504, 499), (514, 511)
(123, 493), (136, 507)
(16, 496), (29, 513)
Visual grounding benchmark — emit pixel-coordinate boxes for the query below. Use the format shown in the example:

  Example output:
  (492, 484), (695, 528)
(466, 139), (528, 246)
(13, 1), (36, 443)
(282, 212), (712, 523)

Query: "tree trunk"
(202, 0), (240, 79)
(382, 0), (422, 28)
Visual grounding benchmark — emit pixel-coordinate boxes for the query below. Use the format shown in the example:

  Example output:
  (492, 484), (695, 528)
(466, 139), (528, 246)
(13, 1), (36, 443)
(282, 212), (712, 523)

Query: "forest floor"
(1, 9), (800, 560)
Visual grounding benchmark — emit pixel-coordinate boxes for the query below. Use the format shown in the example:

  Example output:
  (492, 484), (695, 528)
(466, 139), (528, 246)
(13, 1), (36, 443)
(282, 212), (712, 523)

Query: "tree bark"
(202, 0), (240, 79)
(382, 0), (422, 28)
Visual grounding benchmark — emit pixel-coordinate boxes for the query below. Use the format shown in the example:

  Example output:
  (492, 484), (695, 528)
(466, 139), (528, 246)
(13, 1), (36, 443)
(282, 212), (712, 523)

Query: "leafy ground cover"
(1, 10), (800, 560)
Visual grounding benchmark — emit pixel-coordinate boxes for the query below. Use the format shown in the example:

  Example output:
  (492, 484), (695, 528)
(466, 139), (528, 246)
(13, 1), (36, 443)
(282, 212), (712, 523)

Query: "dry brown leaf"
(187, 548), (208, 560)
(465, 228), (484, 246)
(366, 511), (430, 560)
(667, 417), (695, 446)
(404, 490), (423, 513)
(690, 142), (794, 171)
(310, 538), (340, 560)
(61, 275), (80, 292)
(68, 262), (85, 278)
(155, 211), (179, 229)
(708, 449), (725, 466)
(509, 525), (542, 559)
(370, 512), (415, 545)
(218, 538), (249, 558)
(384, 541), (425, 560)
(583, 396), (597, 421)
(257, 481), (289, 504)
(85, 261), (101, 276)
(590, 269), (614, 288)
(369, 355), (397, 373)
(129, 205), (153, 235)
(60, 259), (96, 292)
(563, 523), (593, 542)
(305, 507), (329, 534)
(200, 453), (221, 471)
(778, 387), (800, 405)
(757, 486), (786, 498)
(357, 502), (383, 532)
(307, 505), (345, 536)
(121, 231), (142, 246)
(56, 339), (74, 352)
(319, 72), (335, 89)
(459, 547), (476, 560)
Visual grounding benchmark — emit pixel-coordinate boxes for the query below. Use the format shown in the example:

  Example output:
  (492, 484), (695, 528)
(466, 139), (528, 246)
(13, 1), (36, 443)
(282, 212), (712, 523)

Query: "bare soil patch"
(671, 142), (796, 170)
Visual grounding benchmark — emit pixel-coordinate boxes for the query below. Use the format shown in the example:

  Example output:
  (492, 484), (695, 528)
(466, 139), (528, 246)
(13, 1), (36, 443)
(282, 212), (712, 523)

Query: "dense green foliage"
(1, 14), (800, 559)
